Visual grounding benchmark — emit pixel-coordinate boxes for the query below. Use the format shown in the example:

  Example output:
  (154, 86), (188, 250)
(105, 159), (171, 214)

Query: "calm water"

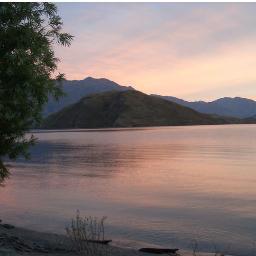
(1, 125), (256, 255)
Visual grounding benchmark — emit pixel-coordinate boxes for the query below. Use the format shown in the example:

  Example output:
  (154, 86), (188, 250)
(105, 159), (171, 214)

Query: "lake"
(1, 125), (256, 255)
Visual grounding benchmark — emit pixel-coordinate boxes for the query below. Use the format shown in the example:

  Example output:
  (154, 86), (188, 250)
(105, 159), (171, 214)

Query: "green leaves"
(0, 3), (73, 182)
(58, 33), (73, 46)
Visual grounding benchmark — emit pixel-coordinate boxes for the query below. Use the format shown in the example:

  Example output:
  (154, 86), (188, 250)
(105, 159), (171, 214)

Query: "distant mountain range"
(43, 77), (134, 116)
(153, 95), (256, 119)
(43, 77), (256, 121)
(41, 90), (243, 129)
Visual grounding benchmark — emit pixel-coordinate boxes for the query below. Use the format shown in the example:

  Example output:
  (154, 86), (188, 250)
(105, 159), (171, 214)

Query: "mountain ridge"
(41, 90), (243, 129)
(152, 94), (256, 118)
(43, 77), (134, 116)
(43, 76), (256, 119)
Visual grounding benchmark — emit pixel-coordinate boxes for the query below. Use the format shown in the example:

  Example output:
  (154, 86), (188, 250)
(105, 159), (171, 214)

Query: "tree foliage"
(0, 3), (73, 182)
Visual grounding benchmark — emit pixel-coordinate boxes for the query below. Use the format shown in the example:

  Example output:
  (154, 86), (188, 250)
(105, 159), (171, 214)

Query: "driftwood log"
(139, 248), (179, 254)
(86, 239), (112, 245)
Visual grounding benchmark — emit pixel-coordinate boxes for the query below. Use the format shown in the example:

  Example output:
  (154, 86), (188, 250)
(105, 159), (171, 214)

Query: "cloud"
(55, 3), (256, 100)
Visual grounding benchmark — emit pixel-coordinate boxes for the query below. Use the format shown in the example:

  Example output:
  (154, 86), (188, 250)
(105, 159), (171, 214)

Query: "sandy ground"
(0, 221), (229, 256)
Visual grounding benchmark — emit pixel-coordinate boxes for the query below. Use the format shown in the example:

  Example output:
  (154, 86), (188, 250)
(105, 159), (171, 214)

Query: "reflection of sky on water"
(1, 125), (256, 255)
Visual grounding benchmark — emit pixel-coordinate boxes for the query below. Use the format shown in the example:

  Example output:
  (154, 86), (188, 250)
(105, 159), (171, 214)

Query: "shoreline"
(33, 123), (256, 133)
(0, 221), (231, 256)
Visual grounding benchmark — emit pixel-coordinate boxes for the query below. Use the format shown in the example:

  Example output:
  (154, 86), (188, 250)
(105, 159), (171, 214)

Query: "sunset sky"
(56, 3), (256, 101)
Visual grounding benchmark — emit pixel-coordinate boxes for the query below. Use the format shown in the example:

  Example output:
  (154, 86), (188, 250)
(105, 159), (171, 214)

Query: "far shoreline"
(31, 123), (256, 133)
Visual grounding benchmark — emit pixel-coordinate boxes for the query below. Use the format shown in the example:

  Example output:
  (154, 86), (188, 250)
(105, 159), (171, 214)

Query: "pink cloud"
(55, 3), (256, 100)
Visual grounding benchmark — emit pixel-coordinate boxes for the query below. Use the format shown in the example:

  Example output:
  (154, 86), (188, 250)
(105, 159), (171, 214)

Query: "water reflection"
(1, 125), (256, 256)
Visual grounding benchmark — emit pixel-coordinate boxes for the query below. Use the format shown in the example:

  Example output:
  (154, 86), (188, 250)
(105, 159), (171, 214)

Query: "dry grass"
(66, 211), (110, 256)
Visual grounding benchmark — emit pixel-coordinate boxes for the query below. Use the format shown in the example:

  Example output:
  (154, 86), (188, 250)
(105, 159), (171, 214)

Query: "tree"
(0, 3), (73, 182)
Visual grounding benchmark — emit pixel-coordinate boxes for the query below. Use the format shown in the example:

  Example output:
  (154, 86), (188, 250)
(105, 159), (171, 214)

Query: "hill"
(43, 77), (134, 116)
(41, 90), (240, 129)
(43, 76), (256, 119)
(153, 95), (256, 118)
(243, 113), (256, 123)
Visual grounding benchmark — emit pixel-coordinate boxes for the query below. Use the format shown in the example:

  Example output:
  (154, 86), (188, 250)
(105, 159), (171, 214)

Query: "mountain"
(44, 76), (256, 119)
(153, 95), (256, 118)
(243, 113), (256, 123)
(43, 77), (134, 116)
(41, 90), (240, 129)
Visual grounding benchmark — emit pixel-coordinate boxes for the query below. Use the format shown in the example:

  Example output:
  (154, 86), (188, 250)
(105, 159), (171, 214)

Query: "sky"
(55, 3), (256, 101)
